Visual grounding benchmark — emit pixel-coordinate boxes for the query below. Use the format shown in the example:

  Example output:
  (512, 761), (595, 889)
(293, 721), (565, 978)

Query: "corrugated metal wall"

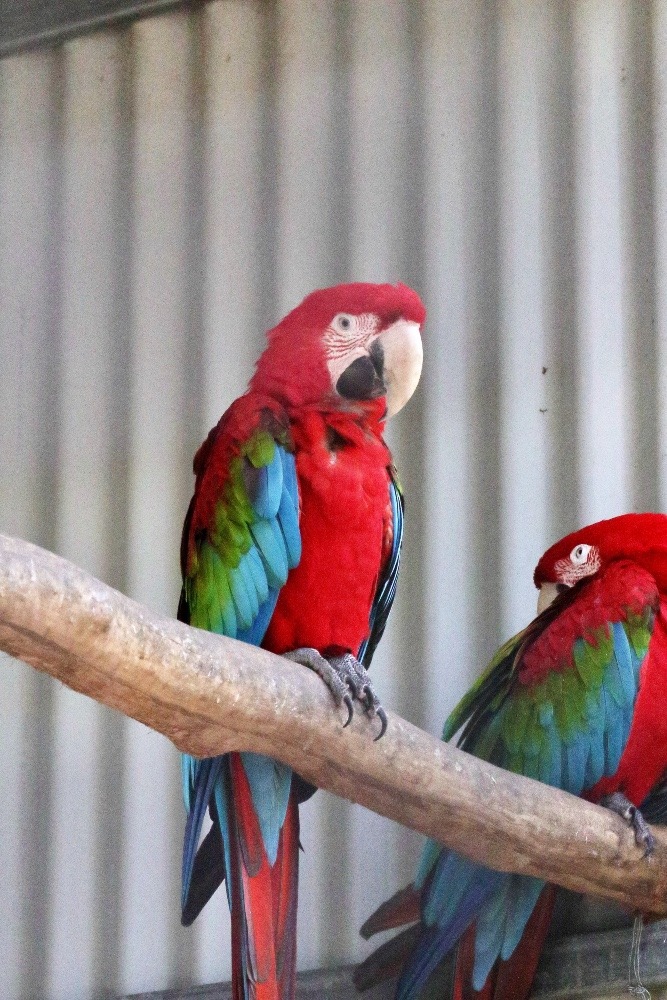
(0, 1), (664, 997)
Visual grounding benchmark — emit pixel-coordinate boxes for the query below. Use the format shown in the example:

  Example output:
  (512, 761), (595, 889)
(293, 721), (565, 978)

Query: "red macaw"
(357, 513), (667, 1000)
(178, 282), (425, 1000)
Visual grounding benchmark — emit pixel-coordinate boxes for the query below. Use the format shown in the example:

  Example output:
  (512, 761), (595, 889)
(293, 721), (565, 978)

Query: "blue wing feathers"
(398, 876), (501, 1000)
(245, 545), (269, 604)
(250, 518), (289, 588)
(279, 446), (299, 505)
(277, 488), (301, 566)
(229, 561), (254, 630)
(614, 621), (637, 703)
(237, 553), (260, 621)
(249, 445), (284, 520)
(565, 734), (588, 794)
(236, 587), (280, 646)
(181, 756), (224, 909)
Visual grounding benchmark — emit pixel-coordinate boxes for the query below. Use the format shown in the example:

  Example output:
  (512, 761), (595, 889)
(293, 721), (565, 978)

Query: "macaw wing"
(179, 416), (302, 920)
(401, 561), (659, 999)
(358, 466), (404, 668)
(178, 422), (301, 642)
(454, 560), (658, 794)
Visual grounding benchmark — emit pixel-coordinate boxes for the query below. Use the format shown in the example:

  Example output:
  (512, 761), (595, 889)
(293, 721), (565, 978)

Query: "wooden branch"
(1, 533), (667, 916)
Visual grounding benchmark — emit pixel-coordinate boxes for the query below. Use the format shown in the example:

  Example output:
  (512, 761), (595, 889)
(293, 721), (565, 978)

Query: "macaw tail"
(229, 753), (299, 1000)
(452, 885), (556, 1000)
(355, 878), (556, 1000)
(181, 751), (298, 1000)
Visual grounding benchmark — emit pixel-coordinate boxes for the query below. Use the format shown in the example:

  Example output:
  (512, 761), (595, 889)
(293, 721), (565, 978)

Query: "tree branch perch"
(1, 533), (667, 916)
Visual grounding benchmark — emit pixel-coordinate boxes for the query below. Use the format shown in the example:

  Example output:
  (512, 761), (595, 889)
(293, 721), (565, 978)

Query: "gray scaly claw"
(601, 792), (656, 856)
(284, 647), (387, 739)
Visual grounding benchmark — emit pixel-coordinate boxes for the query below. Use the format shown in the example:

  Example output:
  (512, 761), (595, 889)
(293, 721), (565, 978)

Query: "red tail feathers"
(229, 753), (299, 1000)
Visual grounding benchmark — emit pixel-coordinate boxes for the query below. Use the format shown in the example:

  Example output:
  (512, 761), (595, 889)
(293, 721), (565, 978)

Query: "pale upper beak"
(377, 319), (423, 418)
(536, 582), (564, 615)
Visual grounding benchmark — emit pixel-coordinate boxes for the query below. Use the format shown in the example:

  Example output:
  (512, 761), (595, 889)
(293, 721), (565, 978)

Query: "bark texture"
(1, 533), (667, 914)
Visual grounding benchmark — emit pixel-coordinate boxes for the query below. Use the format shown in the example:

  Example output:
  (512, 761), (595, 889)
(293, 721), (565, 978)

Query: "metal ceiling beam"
(0, 0), (197, 59)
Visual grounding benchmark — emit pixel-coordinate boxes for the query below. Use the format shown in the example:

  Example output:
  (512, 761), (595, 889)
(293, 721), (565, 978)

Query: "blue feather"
(277, 488), (302, 567)
(499, 876), (544, 961)
(237, 551), (260, 621)
(182, 753), (196, 812)
(473, 879), (513, 988)
(245, 545), (269, 605)
(565, 733), (588, 794)
(251, 445), (284, 520)
(602, 685), (625, 775)
(424, 854), (489, 927)
(397, 876), (501, 1000)
(415, 839), (441, 889)
(250, 518), (289, 588)
(229, 561), (255, 630)
(584, 729), (605, 787)
(240, 752), (292, 865)
(236, 587), (280, 646)
(213, 767), (233, 907)
(279, 446), (299, 505)
(613, 621), (636, 704)
(181, 756), (223, 909)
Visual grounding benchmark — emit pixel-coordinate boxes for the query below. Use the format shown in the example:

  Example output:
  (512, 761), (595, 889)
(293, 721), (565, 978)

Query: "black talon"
(361, 685), (374, 712)
(343, 693), (354, 728)
(374, 706), (388, 741)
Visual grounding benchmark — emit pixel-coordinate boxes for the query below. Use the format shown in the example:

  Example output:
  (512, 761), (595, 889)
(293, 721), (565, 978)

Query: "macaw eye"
(570, 543), (592, 565)
(333, 313), (354, 333)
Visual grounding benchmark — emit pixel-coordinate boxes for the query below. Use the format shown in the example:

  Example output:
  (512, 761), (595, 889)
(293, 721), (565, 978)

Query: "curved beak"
(536, 582), (565, 615)
(377, 319), (423, 418)
(336, 341), (386, 402)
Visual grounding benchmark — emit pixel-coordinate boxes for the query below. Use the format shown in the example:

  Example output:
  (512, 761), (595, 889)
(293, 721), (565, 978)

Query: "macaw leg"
(284, 648), (388, 740)
(600, 792), (655, 855)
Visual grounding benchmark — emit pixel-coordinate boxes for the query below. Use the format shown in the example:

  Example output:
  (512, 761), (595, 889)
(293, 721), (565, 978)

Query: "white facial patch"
(554, 543), (601, 586)
(324, 312), (379, 386)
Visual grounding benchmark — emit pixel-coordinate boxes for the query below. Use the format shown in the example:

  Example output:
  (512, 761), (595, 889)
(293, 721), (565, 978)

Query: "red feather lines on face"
(322, 311), (378, 359)
(520, 563), (658, 686)
(250, 282), (426, 409)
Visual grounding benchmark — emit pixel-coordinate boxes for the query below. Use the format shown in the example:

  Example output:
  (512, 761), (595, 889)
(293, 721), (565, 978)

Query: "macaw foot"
(601, 792), (656, 856)
(284, 648), (388, 740)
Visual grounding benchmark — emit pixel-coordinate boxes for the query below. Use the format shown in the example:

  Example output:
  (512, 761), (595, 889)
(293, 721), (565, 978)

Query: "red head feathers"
(534, 512), (667, 613)
(250, 281), (426, 416)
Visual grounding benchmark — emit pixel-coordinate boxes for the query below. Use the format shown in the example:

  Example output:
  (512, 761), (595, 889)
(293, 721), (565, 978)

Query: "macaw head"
(250, 281), (425, 418)
(533, 512), (667, 613)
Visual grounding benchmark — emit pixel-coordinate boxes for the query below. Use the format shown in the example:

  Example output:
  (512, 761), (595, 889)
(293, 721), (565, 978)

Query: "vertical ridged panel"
(119, 12), (201, 994)
(0, 48), (62, 1000)
(47, 32), (129, 1000)
(0, 2), (664, 997)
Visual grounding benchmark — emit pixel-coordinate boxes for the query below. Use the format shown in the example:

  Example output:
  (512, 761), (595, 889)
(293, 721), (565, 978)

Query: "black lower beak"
(336, 342), (385, 402)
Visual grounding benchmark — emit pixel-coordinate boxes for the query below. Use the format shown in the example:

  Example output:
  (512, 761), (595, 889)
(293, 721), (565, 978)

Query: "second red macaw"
(178, 282), (426, 1000)
(358, 513), (667, 1000)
